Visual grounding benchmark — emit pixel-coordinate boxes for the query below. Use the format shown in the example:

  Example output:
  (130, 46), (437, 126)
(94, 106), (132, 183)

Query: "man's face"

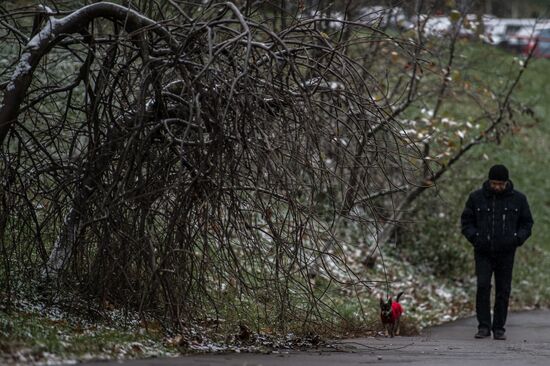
(489, 180), (508, 193)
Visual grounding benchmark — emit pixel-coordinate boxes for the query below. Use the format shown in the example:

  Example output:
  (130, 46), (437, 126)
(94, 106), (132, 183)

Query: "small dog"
(380, 291), (404, 337)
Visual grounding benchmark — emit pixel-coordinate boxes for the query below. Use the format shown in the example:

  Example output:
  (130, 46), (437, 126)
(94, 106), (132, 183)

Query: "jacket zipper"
(491, 196), (495, 251)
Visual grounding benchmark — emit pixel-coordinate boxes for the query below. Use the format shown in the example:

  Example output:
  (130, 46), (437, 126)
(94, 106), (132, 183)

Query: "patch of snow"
(420, 108), (434, 117)
(189, 343), (231, 352)
(164, 80), (184, 91)
(441, 118), (458, 126)
(301, 77), (321, 88)
(435, 285), (453, 301)
(402, 119), (417, 127)
(11, 52), (32, 80)
(332, 137), (349, 146)
(145, 98), (155, 111)
(37, 4), (54, 14)
(27, 18), (58, 50)
(399, 128), (417, 136)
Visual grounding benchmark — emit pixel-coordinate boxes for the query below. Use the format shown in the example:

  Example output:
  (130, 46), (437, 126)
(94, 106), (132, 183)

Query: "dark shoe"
(493, 330), (506, 340)
(474, 329), (491, 339)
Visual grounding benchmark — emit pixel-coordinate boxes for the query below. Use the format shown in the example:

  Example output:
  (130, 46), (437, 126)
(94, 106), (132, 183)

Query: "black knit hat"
(488, 164), (509, 181)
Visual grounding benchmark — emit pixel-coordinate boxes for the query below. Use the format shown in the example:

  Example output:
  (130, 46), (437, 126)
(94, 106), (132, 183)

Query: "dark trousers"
(475, 249), (515, 332)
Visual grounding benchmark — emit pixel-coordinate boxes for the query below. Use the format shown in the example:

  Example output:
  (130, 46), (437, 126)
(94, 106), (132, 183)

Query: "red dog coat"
(381, 301), (404, 322)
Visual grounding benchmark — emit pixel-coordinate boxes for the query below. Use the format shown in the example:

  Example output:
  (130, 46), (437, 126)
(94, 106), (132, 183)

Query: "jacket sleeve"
(516, 195), (534, 246)
(461, 194), (478, 244)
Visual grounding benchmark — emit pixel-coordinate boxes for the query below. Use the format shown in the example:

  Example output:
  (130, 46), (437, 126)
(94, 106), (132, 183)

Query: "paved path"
(86, 310), (550, 365)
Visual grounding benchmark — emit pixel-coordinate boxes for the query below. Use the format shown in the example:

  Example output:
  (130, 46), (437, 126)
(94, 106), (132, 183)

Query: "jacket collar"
(482, 180), (514, 197)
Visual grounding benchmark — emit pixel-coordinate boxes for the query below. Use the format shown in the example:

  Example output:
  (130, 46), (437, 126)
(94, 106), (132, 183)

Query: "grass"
(399, 41), (550, 310)
(0, 309), (174, 364)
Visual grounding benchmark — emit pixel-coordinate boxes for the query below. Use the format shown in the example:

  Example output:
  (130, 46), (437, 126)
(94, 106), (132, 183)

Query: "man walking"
(461, 164), (534, 340)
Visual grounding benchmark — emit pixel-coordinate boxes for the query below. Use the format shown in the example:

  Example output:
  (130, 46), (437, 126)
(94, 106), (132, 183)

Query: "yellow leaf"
(390, 51), (399, 63)
(451, 69), (461, 82)
(449, 10), (461, 23)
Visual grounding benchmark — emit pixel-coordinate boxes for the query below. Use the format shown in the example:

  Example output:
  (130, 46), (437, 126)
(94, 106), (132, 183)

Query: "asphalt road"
(85, 309), (550, 366)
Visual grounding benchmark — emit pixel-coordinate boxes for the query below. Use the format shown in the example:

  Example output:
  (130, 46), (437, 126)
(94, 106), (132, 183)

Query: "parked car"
(523, 28), (550, 58)
(482, 18), (536, 46)
(504, 22), (550, 53)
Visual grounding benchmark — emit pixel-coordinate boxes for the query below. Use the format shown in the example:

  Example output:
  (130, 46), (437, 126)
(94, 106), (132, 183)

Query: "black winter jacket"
(461, 180), (534, 252)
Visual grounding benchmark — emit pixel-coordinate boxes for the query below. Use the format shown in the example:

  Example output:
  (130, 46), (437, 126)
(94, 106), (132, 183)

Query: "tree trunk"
(43, 208), (79, 279)
(485, 0), (493, 15)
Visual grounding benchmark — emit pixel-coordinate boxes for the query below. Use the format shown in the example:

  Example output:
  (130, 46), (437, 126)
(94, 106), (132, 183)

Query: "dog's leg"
(395, 318), (400, 336)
